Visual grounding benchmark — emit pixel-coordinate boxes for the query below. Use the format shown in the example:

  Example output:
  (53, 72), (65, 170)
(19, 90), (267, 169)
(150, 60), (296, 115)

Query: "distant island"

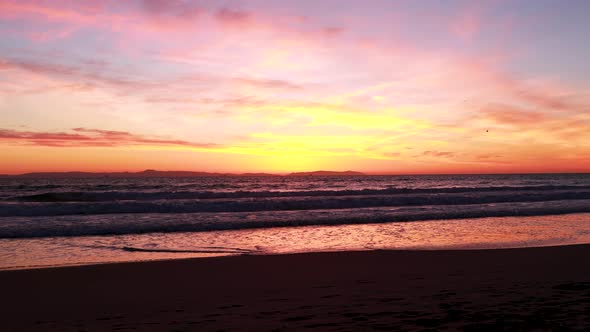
(288, 171), (365, 176)
(0, 169), (366, 178)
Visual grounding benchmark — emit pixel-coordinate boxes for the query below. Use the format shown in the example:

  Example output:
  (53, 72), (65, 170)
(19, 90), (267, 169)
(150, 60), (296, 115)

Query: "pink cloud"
(511, 85), (574, 111)
(0, 59), (11, 70)
(322, 27), (344, 38)
(0, 57), (162, 96)
(215, 7), (252, 26)
(0, 0), (197, 39)
(138, 0), (203, 30)
(473, 103), (590, 141)
(478, 104), (548, 125)
(232, 77), (303, 91)
(0, 1), (343, 39)
(1, 55), (307, 108)
(0, 1), (99, 24)
(141, 0), (202, 18)
(0, 128), (220, 148)
(450, 9), (481, 40)
(452, 59), (588, 113)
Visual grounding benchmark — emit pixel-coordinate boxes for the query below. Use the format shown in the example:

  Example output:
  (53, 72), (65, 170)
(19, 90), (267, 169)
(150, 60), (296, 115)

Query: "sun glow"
(0, 1), (589, 174)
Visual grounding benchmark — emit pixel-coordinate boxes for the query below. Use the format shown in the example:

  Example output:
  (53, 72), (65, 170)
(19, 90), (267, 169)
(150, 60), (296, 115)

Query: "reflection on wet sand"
(0, 213), (588, 270)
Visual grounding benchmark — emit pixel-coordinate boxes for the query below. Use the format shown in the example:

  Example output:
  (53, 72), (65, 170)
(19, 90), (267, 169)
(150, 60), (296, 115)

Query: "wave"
(2, 188), (590, 217)
(8, 185), (590, 202)
(76, 244), (256, 254)
(1, 200), (589, 238)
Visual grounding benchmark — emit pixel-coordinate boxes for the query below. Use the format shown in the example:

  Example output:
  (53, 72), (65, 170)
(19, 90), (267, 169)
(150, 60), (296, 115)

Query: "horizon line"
(1, 169), (589, 177)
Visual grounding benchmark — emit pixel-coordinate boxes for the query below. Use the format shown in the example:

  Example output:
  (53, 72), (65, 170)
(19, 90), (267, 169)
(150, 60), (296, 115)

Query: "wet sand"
(1, 245), (589, 331)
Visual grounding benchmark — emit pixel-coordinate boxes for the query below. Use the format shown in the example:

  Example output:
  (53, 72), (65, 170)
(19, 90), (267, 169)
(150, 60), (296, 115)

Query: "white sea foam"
(1, 200), (590, 238)
(1, 174), (589, 238)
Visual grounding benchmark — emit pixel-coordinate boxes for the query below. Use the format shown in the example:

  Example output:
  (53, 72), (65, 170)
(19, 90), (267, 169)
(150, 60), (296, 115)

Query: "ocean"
(1, 174), (589, 269)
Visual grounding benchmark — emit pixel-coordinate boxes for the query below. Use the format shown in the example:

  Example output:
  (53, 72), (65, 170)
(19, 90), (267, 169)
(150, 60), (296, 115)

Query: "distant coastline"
(0, 169), (366, 178)
(288, 170), (364, 177)
(1, 170), (590, 178)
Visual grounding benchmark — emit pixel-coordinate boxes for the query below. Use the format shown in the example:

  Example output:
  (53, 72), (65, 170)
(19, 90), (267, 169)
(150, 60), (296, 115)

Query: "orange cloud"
(422, 151), (457, 158)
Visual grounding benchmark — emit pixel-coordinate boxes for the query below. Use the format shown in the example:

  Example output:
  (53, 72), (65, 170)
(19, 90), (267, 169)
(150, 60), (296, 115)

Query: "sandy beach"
(1, 244), (588, 331)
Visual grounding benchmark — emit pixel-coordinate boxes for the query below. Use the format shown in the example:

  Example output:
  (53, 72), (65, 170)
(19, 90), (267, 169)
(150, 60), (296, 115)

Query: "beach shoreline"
(2, 244), (588, 330)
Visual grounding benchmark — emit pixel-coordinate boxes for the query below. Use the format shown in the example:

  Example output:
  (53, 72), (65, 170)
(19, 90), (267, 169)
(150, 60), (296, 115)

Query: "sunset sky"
(1, 0), (589, 174)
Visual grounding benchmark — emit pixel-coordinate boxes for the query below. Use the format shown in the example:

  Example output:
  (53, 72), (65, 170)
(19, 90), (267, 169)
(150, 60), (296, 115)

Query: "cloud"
(0, 57), (156, 95)
(0, 1), (101, 24)
(0, 129), (90, 141)
(478, 104), (548, 125)
(472, 103), (590, 142)
(233, 77), (303, 90)
(139, 0), (203, 29)
(1, 55), (308, 117)
(0, 128), (220, 149)
(322, 27), (344, 38)
(382, 152), (401, 158)
(0, 59), (13, 70)
(450, 5), (481, 40)
(475, 154), (503, 160)
(0, 0), (202, 40)
(215, 7), (252, 26)
(472, 69), (588, 113)
(141, 0), (202, 18)
(512, 86), (575, 111)
(422, 151), (457, 158)
(0, 0), (339, 39)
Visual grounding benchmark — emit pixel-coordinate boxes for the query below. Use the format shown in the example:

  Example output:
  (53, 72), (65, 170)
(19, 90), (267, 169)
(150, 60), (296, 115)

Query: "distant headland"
(0, 170), (366, 178)
(288, 171), (365, 176)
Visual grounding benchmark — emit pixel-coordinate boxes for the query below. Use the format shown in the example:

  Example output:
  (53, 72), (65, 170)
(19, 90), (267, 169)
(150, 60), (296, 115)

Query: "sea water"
(1, 174), (589, 269)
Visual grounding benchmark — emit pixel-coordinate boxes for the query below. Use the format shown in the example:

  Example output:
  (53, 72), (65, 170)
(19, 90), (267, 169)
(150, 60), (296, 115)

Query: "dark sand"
(1, 245), (589, 331)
